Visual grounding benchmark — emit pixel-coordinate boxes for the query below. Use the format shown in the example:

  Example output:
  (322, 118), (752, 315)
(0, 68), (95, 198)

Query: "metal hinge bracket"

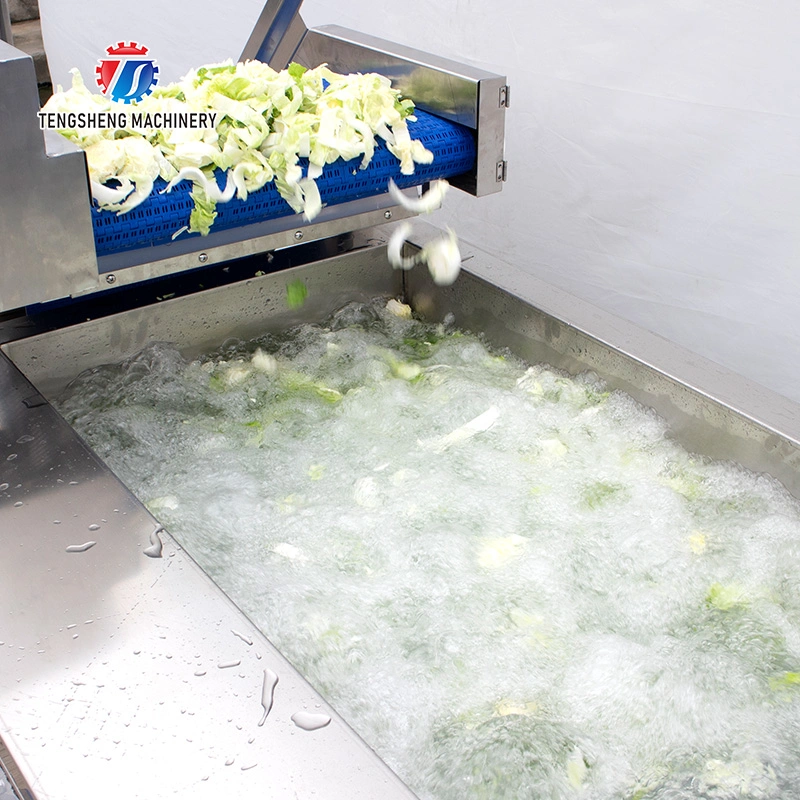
(496, 160), (508, 182)
(499, 85), (510, 108)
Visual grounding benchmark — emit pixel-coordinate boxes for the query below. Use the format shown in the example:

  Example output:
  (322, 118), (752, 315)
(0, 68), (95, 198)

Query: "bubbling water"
(57, 299), (800, 799)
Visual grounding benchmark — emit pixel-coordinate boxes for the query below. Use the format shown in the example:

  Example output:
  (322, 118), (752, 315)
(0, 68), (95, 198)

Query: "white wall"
(40, 0), (800, 403)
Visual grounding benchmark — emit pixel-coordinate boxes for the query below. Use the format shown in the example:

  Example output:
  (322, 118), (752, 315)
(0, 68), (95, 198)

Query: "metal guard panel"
(91, 109), (475, 258)
(295, 26), (507, 197)
(0, 41), (98, 313)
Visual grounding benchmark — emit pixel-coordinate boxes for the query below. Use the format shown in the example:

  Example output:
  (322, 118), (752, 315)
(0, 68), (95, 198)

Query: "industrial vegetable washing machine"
(2, 3), (800, 800)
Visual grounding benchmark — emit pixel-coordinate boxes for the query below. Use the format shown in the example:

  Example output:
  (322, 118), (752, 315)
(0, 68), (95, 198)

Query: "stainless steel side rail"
(240, 0), (307, 69)
(295, 25), (509, 197)
(0, 0), (12, 46)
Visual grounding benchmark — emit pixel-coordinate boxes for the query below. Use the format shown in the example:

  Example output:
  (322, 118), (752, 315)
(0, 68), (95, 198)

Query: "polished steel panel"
(4, 245), (403, 399)
(240, 0), (307, 69)
(269, 13), (308, 69)
(0, 40), (98, 313)
(295, 26), (508, 196)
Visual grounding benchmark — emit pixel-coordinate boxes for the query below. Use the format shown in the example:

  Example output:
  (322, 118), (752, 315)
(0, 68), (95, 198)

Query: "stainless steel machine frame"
(2, 223), (800, 799)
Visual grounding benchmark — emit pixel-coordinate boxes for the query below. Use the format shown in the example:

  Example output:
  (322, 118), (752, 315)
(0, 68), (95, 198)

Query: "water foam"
(57, 299), (800, 799)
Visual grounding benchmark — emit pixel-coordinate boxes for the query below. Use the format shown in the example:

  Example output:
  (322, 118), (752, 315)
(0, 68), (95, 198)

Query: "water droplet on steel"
(291, 711), (331, 731)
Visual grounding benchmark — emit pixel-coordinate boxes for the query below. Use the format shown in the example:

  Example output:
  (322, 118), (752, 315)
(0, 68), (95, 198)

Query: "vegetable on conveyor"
(43, 60), (436, 235)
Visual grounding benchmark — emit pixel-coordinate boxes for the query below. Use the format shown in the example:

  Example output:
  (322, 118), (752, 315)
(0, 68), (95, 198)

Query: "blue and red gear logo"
(95, 42), (159, 104)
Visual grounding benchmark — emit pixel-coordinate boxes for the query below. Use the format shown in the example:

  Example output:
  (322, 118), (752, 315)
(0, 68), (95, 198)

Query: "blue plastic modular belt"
(91, 109), (476, 257)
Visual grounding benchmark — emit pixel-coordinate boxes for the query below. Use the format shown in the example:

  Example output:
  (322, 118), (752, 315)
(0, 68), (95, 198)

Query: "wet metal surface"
(0, 352), (418, 800)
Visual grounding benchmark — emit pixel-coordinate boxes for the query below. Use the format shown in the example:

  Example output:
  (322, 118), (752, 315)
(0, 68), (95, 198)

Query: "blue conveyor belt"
(91, 110), (475, 257)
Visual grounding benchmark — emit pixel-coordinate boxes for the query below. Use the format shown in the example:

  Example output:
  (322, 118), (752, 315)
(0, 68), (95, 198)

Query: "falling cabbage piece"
(286, 280), (309, 309)
(387, 221), (418, 271)
(422, 228), (462, 286)
(45, 60), (433, 234)
(386, 217), (463, 286)
(387, 178), (448, 214)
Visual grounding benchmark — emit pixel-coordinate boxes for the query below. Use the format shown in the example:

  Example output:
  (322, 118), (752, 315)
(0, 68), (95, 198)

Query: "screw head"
(383, 210), (393, 220)
(294, 231), (304, 241)
(198, 252), (209, 263)
(105, 273), (117, 285)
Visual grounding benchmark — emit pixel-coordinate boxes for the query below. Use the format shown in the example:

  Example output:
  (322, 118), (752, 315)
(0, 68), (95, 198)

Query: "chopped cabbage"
(476, 533), (527, 569)
(768, 671), (800, 692)
(387, 221), (418, 270)
(688, 530), (708, 554)
(422, 227), (462, 286)
(272, 542), (307, 561)
(387, 178), (448, 213)
(493, 699), (538, 717)
(385, 298), (412, 318)
(308, 463), (326, 481)
(705, 582), (748, 611)
(385, 196), (463, 286)
(582, 481), (629, 509)
(45, 60), (434, 234)
(286, 279), (308, 309)
(566, 748), (589, 789)
(418, 405), (500, 453)
(251, 348), (278, 374)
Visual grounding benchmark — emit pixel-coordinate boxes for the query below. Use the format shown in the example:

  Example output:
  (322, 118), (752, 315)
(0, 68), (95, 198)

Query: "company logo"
(95, 41), (159, 104)
(38, 40), (215, 130)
